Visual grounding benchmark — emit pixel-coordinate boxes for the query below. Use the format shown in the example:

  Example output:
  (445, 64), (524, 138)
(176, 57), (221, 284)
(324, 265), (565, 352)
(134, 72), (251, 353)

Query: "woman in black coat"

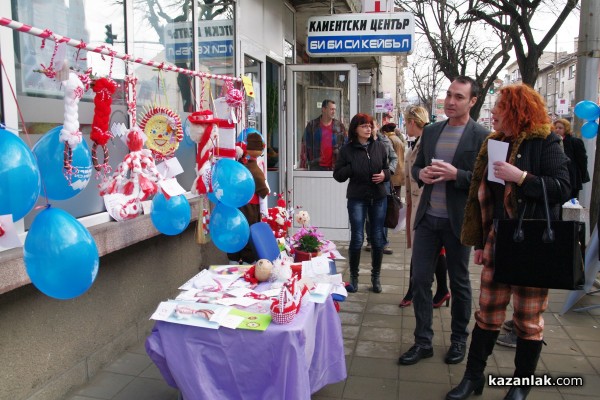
(334, 113), (390, 293)
(554, 118), (590, 200)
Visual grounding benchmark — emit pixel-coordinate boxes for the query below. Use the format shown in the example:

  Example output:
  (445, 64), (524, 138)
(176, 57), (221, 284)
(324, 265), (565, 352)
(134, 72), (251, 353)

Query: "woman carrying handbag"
(446, 84), (570, 400)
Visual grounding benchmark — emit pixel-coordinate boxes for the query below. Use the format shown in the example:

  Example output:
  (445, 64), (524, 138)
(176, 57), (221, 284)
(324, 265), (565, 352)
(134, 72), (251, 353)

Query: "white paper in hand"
(487, 139), (509, 185)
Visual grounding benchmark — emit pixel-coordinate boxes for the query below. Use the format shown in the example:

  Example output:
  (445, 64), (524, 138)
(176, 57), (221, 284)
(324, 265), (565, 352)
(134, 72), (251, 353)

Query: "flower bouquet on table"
(289, 225), (325, 263)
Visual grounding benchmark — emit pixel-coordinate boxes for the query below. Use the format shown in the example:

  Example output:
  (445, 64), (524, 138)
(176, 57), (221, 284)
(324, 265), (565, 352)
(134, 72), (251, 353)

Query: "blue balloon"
(0, 128), (41, 221)
(24, 207), (99, 300)
(207, 191), (218, 203)
(151, 193), (191, 235)
(574, 100), (600, 121)
(581, 121), (599, 139)
(211, 158), (255, 208)
(209, 202), (250, 253)
(32, 126), (92, 200)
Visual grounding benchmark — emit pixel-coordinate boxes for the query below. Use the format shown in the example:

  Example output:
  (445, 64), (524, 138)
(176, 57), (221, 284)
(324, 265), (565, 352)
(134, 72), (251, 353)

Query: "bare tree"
(460, 0), (579, 85)
(405, 41), (445, 119)
(399, 0), (513, 119)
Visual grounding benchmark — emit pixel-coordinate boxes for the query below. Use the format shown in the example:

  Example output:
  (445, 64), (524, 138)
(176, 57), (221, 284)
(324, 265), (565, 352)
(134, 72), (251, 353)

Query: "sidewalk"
(65, 229), (600, 400)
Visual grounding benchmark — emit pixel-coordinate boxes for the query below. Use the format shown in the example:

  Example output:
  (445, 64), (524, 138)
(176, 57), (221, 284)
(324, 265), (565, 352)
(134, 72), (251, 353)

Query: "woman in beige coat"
(399, 106), (449, 308)
(381, 123), (405, 193)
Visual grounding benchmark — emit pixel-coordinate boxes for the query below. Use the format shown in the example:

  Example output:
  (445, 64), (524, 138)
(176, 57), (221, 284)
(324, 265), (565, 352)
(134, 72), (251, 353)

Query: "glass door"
(285, 64), (357, 241)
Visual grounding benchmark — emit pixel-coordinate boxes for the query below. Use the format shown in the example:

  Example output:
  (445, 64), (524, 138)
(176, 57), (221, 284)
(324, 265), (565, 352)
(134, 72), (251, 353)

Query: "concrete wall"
(0, 227), (227, 400)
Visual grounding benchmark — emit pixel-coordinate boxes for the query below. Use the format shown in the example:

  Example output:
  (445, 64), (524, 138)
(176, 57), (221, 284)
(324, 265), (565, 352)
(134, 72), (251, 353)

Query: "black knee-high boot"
(446, 325), (500, 400)
(503, 337), (543, 400)
(371, 248), (383, 293)
(347, 250), (361, 293)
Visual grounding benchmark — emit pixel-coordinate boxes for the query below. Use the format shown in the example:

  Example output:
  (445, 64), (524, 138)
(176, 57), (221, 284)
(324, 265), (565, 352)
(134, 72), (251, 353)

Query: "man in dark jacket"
(399, 76), (489, 366)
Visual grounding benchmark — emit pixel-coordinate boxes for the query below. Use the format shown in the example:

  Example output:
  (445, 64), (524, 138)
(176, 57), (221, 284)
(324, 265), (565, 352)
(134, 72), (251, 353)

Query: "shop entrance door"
(285, 64), (357, 241)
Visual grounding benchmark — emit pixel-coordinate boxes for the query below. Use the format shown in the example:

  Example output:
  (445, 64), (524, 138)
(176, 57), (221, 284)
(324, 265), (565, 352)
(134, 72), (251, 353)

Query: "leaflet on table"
(179, 268), (242, 291)
(150, 301), (229, 329)
(228, 308), (272, 331)
(302, 255), (333, 278)
(307, 283), (332, 303)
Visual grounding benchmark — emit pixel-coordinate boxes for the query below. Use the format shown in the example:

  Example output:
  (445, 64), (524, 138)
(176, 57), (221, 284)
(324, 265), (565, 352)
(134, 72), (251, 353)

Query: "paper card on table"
(209, 264), (252, 275)
(227, 287), (253, 297)
(227, 308), (271, 331)
(159, 178), (186, 197)
(0, 215), (22, 250)
(217, 314), (245, 329)
(332, 284), (348, 297)
(156, 157), (184, 179)
(150, 301), (223, 329)
(487, 139), (509, 185)
(175, 290), (224, 303)
(308, 283), (332, 303)
(180, 269), (241, 291)
(260, 288), (281, 298)
(215, 297), (260, 307)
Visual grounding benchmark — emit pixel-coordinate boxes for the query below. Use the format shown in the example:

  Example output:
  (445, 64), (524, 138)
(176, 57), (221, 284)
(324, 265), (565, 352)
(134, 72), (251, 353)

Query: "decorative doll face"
(144, 114), (179, 155)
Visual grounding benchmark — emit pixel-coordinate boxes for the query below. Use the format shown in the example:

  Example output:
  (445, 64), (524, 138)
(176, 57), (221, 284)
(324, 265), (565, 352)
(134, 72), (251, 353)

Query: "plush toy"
(254, 259), (273, 282)
(262, 194), (292, 239)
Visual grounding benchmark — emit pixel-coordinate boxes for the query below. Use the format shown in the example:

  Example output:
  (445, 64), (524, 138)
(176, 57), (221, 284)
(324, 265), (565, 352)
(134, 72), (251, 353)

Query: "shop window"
(12, 0), (127, 228)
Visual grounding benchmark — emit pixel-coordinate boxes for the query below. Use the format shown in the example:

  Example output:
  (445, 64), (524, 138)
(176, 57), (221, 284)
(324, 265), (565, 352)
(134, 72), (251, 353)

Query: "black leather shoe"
(398, 345), (433, 365)
(347, 277), (358, 293)
(445, 342), (466, 364)
(446, 376), (485, 400)
(503, 386), (531, 400)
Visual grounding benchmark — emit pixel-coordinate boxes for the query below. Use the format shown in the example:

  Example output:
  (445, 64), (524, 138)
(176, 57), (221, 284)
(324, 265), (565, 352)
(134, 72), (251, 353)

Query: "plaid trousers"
(474, 227), (549, 341)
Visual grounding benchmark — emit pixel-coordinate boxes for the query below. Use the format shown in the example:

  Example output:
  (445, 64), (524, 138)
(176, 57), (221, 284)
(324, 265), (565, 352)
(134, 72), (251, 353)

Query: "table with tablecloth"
(145, 294), (346, 399)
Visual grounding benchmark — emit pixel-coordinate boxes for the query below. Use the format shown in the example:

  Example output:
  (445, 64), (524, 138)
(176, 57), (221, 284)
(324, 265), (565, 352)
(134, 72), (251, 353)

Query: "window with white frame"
(569, 65), (576, 79)
(7, 0), (236, 231)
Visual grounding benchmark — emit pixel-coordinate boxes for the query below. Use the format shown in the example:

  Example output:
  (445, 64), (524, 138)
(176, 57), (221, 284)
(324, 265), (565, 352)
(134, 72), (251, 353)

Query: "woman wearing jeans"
(334, 113), (390, 293)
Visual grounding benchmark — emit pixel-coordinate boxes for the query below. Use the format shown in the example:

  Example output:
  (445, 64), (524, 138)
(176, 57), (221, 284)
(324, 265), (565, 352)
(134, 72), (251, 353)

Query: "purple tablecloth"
(145, 295), (346, 400)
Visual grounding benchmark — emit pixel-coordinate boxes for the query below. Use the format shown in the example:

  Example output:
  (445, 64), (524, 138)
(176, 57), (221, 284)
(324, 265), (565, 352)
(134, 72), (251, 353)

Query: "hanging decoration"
(188, 110), (218, 195)
(59, 71), (86, 183)
(139, 105), (183, 161)
(224, 80), (245, 123)
(99, 75), (163, 220)
(90, 77), (118, 175)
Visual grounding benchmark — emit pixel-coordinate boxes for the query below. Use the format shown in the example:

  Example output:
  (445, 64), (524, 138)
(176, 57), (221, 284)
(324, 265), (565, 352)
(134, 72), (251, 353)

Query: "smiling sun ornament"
(139, 106), (183, 160)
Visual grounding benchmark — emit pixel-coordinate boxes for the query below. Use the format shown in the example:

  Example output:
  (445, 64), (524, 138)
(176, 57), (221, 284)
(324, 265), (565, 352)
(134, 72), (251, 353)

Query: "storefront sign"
(306, 13), (414, 56)
(165, 20), (234, 62)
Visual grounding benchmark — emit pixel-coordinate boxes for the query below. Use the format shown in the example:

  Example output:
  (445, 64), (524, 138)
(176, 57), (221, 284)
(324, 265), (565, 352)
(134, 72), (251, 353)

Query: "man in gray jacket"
(399, 76), (489, 366)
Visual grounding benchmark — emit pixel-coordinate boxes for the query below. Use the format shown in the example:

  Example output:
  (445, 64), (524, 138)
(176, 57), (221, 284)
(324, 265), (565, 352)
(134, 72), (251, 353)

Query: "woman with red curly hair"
(446, 84), (571, 400)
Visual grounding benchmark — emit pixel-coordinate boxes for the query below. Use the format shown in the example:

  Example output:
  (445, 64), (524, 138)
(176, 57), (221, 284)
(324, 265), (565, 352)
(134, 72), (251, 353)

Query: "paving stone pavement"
(65, 229), (600, 400)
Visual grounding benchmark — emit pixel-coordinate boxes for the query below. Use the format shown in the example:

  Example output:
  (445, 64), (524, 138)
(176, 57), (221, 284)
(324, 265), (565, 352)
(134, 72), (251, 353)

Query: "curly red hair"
(495, 84), (550, 135)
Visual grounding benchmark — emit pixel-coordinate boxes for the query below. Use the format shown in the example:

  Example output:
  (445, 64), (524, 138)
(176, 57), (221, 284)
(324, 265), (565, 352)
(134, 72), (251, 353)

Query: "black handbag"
(493, 179), (585, 290)
(385, 187), (402, 229)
